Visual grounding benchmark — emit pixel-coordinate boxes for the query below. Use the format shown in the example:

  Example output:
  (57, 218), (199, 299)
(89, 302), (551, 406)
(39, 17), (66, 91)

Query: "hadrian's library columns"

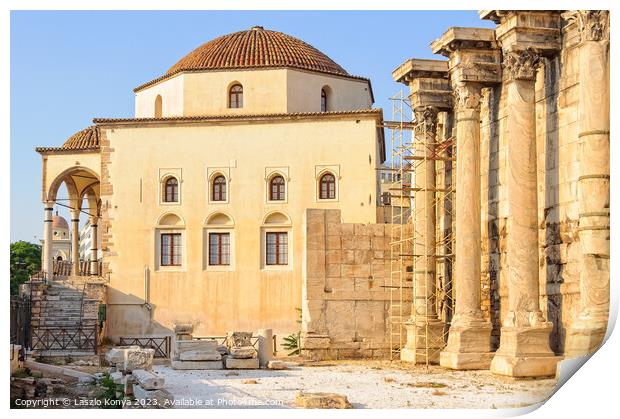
(392, 59), (452, 364)
(563, 10), (610, 358)
(481, 10), (563, 377)
(431, 28), (501, 370)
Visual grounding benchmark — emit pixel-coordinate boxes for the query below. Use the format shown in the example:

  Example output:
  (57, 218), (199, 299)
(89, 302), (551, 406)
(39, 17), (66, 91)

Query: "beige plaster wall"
(134, 68), (372, 118)
(134, 74), (185, 118)
(99, 115), (382, 342)
(286, 69), (372, 113)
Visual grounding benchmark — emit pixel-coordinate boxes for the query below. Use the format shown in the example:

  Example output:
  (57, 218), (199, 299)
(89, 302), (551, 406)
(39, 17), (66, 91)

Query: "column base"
(439, 321), (493, 370)
(490, 324), (561, 378)
(564, 321), (607, 358)
(400, 319), (445, 364)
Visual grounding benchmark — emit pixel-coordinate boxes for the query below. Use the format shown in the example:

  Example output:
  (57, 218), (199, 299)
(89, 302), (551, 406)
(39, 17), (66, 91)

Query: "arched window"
(212, 175), (227, 202)
(155, 95), (163, 118)
(229, 84), (243, 108)
(319, 173), (336, 200)
(321, 88), (328, 112)
(164, 177), (179, 202)
(269, 175), (286, 201)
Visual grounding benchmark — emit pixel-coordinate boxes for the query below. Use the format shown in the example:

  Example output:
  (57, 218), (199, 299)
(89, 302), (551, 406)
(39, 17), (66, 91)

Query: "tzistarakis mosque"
(31, 11), (609, 377)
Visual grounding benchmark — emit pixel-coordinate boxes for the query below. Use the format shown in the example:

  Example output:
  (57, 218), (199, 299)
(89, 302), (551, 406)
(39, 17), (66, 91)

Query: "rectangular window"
(266, 232), (288, 265)
(161, 233), (182, 266)
(209, 232), (230, 266)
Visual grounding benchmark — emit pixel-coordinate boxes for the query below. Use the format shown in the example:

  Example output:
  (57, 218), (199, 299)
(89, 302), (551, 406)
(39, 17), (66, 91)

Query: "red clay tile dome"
(61, 126), (101, 150)
(165, 26), (348, 76)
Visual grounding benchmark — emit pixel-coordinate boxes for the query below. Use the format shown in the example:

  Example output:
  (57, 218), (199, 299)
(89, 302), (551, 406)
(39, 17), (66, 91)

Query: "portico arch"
(42, 166), (101, 277)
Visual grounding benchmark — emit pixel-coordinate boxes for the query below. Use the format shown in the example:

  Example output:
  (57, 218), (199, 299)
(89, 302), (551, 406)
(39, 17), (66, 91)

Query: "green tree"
(10, 241), (41, 295)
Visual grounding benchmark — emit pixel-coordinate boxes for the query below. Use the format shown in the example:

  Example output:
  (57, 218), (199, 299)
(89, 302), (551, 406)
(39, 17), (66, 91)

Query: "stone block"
(326, 249), (341, 264)
(110, 371), (123, 384)
(105, 346), (139, 366)
(229, 346), (257, 359)
(225, 357), (260, 369)
(354, 250), (371, 264)
(132, 369), (165, 390)
(295, 392), (352, 409)
(176, 340), (218, 353)
(123, 348), (155, 372)
(171, 360), (223, 370)
(300, 334), (331, 349)
(341, 236), (356, 250)
(179, 350), (222, 361)
(326, 263), (341, 278)
(354, 236), (371, 250)
(267, 360), (288, 370)
(326, 223), (340, 236)
(340, 264), (355, 278)
(326, 235), (341, 250)
(342, 250), (355, 264)
(133, 385), (174, 408)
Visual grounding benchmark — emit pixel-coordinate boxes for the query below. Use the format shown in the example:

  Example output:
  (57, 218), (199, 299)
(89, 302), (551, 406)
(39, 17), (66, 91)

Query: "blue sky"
(10, 10), (494, 243)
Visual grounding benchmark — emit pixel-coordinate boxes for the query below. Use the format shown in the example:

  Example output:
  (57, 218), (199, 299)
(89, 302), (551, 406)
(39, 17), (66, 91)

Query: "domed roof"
(166, 26), (348, 76)
(52, 213), (69, 230)
(36, 125), (101, 153)
(62, 126), (101, 150)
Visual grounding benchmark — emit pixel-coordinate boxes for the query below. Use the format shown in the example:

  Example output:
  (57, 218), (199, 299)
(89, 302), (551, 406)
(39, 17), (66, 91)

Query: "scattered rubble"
(295, 391), (352, 409)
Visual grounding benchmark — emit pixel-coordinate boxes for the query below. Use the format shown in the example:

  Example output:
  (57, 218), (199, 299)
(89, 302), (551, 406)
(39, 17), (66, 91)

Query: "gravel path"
(153, 360), (557, 409)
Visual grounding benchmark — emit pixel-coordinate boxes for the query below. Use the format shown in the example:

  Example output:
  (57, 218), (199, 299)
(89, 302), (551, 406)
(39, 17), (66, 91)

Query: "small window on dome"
(321, 88), (328, 112)
(155, 95), (163, 118)
(229, 84), (243, 109)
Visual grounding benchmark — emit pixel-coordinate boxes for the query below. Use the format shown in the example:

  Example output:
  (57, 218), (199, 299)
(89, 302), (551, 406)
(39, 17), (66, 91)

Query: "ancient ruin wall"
(300, 209), (413, 359)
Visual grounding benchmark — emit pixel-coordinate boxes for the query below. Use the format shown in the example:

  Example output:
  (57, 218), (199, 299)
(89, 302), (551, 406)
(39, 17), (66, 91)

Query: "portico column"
(90, 216), (99, 276)
(70, 209), (80, 276)
(490, 49), (559, 377)
(565, 10), (610, 357)
(42, 201), (54, 278)
(439, 82), (494, 369)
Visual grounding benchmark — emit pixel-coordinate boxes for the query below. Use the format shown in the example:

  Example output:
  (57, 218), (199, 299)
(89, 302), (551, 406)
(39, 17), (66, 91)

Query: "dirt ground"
(154, 359), (558, 409)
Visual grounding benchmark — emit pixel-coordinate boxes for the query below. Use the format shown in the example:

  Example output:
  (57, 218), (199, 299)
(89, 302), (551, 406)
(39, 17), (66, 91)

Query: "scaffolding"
(384, 91), (456, 364)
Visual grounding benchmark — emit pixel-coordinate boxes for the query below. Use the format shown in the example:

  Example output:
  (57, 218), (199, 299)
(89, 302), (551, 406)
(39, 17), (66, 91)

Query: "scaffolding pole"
(384, 91), (456, 365)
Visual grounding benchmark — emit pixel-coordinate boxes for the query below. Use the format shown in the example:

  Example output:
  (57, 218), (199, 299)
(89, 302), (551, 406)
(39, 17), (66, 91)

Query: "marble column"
(42, 202), (54, 279)
(401, 106), (445, 364)
(490, 49), (560, 377)
(70, 209), (80, 276)
(90, 216), (99, 275)
(564, 10), (610, 357)
(439, 82), (494, 370)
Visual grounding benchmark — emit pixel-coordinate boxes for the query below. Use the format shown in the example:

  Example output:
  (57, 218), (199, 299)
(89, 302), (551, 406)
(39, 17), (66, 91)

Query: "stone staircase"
(29, 279), (106, 356)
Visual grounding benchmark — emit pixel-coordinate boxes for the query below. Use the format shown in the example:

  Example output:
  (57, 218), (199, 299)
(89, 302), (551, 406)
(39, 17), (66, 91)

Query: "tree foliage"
(10, 241), (41, 295)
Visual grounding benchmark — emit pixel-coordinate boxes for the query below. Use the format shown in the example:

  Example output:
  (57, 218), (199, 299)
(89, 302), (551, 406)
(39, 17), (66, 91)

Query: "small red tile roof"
(36, 126), (100, 153)
(134, 26), (370, 92)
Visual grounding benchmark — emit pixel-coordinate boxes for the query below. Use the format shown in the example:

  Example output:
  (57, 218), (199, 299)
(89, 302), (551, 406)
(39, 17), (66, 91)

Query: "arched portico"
(40, 164), (102, 279)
